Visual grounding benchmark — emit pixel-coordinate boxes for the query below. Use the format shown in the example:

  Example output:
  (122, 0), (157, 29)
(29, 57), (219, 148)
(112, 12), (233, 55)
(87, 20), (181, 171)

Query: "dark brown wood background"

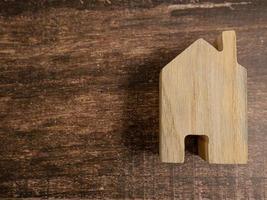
(0, 0), (266, 199)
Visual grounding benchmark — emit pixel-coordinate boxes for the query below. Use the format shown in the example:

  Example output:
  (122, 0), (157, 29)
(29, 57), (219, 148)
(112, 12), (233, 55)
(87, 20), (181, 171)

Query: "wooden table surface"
(0, 0), (266, 199)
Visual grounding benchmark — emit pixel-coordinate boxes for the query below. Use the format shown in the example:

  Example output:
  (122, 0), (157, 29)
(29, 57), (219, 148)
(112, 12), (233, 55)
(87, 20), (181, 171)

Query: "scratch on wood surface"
(168, 2), (252, 11)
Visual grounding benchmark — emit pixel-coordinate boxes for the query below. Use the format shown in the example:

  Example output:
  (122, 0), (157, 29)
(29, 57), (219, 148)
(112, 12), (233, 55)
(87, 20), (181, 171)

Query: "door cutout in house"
(184, 135), (209, 161)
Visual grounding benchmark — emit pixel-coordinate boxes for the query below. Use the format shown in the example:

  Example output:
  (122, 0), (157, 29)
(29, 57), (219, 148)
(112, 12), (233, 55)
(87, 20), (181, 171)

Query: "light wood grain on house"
(160, 31), (247, 164)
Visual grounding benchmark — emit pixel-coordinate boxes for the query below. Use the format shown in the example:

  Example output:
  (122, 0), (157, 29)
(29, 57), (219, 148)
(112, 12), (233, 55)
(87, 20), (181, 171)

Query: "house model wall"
(160, 31), (247, 164)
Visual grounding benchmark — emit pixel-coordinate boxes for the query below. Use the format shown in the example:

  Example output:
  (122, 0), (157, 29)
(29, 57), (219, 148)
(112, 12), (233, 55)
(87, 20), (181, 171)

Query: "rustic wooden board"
(0, 0), (266, 199)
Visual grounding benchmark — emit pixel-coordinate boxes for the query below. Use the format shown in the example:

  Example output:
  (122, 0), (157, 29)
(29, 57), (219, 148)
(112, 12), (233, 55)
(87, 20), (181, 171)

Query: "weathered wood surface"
(0, 0), (266, 199)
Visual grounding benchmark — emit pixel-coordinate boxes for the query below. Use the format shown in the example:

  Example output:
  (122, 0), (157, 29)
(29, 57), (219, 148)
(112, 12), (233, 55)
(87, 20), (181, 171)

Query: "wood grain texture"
(0, 0), (266, 199)
(160, 31), (247, 164)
